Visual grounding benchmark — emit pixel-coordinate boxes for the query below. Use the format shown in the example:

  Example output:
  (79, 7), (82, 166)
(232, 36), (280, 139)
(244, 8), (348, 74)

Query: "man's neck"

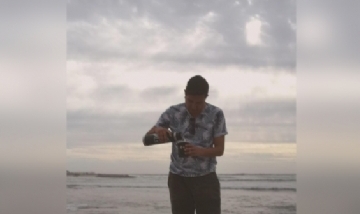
(187, 103), (208, 118)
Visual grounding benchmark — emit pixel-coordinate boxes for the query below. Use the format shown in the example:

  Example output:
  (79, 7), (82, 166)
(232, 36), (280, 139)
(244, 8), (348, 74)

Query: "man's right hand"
(153, 127), (171, 143)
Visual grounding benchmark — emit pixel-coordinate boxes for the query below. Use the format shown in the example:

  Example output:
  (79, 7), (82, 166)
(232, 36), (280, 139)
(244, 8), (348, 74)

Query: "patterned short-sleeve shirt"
(155, 102), (228, 177)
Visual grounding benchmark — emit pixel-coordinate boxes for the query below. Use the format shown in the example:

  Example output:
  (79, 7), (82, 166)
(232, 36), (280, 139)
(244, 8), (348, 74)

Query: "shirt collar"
(185, 102), (208, 118)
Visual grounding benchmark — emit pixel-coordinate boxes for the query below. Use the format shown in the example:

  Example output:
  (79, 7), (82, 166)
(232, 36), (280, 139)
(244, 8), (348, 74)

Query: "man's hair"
(185, 75), (209, 97)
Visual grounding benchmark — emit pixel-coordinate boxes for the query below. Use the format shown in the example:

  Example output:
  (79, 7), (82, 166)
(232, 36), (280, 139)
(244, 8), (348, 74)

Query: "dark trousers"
(168, 172), (221, 214)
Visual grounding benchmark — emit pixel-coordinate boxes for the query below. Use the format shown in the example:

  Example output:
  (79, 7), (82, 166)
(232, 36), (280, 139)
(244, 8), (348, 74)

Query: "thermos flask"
(143, 131), (182, 146)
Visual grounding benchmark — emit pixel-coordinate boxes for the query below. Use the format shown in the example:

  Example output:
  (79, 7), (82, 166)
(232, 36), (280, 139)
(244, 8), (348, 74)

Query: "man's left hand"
(184, 144), (204, 157)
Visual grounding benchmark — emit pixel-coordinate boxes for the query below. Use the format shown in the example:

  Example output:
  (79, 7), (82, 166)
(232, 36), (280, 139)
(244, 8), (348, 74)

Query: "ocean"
(67, 173), (296, 214)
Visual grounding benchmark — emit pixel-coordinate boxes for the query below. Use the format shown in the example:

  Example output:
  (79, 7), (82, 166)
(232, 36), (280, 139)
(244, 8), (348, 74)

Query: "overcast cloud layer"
(67, 0), (296, 68)
(67, 0), (296, 150)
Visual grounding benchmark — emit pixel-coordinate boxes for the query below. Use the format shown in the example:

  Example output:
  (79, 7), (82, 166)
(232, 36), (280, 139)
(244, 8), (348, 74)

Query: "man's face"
(185, 94), (207, 117)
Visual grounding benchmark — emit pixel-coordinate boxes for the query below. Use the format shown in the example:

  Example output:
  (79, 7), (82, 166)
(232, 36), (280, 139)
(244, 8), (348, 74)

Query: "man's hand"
(153, 126), (171, 143)
(184, 144), (204, 157)
(184, 135), (225, 157)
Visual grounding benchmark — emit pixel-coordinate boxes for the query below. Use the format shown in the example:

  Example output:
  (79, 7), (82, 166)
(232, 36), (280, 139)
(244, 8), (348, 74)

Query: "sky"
(66, 0), (296, 174)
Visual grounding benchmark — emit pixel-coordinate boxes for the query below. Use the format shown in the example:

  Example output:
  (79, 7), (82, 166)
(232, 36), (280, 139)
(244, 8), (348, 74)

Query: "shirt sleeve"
(213, 109), (228, 138)
(155, 107), (172, 128)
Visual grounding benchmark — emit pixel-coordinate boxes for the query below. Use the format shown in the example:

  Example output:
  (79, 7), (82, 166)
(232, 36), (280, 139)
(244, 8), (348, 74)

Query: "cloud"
(224, 142), (296, 161)
(67, 142), (296, 162)
(225, 98), (296, 125)
(223, 98), (296, 142)
(66, 0), (296, 147)
(66, 142), (296, 173)
(139, 86), (179, 102)
(67, 98), (295, 148)
(67, 0), (296, 69)
(67, 143), (172, 161)
(67, 109), (161, 148)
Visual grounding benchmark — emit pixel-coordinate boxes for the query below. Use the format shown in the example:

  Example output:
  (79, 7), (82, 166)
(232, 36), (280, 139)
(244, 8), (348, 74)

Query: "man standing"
(145, 75), (228, 214)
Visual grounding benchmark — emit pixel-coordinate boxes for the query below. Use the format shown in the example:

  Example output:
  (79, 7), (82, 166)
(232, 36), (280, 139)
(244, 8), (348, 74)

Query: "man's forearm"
(200, 147), (224, 157)
(146, 126), (156, 135)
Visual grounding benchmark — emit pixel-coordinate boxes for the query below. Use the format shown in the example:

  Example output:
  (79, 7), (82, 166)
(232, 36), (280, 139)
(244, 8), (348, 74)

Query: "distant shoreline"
(67, 171), (296, 177)
(66, 171), (134, 178)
